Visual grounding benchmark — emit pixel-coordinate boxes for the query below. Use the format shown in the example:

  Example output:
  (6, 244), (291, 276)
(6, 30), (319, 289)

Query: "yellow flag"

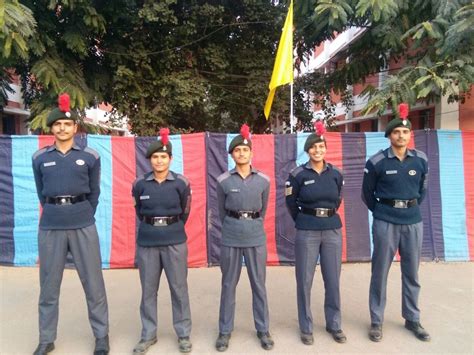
(264, 0), (294, 119)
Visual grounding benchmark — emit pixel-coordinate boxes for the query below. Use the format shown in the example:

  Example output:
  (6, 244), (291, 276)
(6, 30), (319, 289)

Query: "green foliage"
(3, 0), (288, 134)
(294, 0), (474, 120)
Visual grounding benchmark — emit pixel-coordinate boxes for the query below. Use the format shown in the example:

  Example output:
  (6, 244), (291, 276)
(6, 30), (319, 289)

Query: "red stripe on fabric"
(408, 131), (415, 150)
(325, 132), (347, 261)
(182, 133), (208, 267)
(462, 131), (474, 260)
(251, 134), (278, 265)
(110, 137), (136, 268)
(38, 135), (55, 149)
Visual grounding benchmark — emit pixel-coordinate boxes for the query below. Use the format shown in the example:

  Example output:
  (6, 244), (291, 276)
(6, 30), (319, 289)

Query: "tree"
(293, 0), (474, 120)
(0, 0), (36, 106)
(2, 0), (290, 134)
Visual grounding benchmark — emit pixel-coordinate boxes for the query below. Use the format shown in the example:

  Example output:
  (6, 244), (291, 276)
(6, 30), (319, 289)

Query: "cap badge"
(402, 119), (407, 126)
(65, 112), (71, 118)
(243, 139), (248, 144)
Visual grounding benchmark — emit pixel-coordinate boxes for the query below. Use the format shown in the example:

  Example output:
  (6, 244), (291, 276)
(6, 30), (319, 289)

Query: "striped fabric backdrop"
(0, 130), (473, 267)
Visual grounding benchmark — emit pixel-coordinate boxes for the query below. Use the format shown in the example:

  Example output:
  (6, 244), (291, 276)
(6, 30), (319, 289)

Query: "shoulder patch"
(83, 147), (100, 160)
(414, 149), (428, 162)
(176, 173), (190, 187)
(329, 163), (343, 177)
(32, 147), (48, 161)
(217, 171), (231, 184)
(368, 150), (385, 166)
(290, 165), (304, 178)
(256, 171), (270, 183)
(132, 176), (145, 190)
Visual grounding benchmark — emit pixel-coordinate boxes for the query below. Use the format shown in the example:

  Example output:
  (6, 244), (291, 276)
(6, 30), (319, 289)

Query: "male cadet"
(131, 128), (192, 354)
(31, 94), (109, 355)
(215, 124), (274, 352)
(362, 103), (430, 342)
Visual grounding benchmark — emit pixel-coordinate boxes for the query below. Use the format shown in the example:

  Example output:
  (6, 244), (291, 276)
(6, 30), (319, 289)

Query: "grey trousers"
(295, 229), (343, 334)
(369, 218), (423, 325)
(137, 242), (191, 340)
(218, 245), (270, 334)
(38, 224), (109, 343)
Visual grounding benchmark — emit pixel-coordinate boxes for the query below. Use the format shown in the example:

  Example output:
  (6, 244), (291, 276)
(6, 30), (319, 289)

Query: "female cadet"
(285, 122), (346, 345)
(131, 128), (192, 354)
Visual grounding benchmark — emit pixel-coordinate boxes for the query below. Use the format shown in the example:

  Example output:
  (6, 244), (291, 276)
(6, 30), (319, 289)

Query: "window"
(2, 114), (16, 135)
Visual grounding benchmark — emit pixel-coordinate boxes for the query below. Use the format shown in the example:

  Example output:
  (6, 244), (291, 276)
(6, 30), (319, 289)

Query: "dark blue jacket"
(362, 147), (428, 225)
(132, 171), (191, 247)
(285, 162), (343, 231)
(32, 144), (100, 230)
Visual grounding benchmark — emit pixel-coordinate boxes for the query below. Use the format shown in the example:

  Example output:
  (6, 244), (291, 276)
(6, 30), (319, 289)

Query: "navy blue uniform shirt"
(285, 162), (343, 231)
(32, 144), (100, 230)
(217, 167), (270, 248)
(132, 171), (191, 247)
(362, 147), (428, 225)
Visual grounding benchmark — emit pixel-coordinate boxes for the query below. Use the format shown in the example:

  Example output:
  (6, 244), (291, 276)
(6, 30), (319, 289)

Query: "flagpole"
(290, 83), (294, 133)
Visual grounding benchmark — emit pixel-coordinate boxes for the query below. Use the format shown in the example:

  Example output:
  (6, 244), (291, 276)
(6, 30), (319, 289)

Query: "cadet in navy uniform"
(362, 103), (430, 342)
(215, 124), (274, 352)
(285, 121), (347, 345)
(31, 94), (109, 355)
(131, 128), (192, 354)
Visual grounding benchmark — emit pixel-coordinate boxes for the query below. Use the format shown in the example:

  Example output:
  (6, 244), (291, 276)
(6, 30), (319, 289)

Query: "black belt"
(143, 215), (179, 226)
(45, 194), (87, 205)
(300, 207), (336, 218)
(226, 210), (261, 220)
(379, 198), (417, 208)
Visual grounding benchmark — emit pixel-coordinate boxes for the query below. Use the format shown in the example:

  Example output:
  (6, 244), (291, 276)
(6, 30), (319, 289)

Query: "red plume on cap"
(399, 103), (409, 119)
(314, 120), (326, 136)
(240, 123), (250, 140)
(159, 127), (170, 146)
(58, 93), (70, 112)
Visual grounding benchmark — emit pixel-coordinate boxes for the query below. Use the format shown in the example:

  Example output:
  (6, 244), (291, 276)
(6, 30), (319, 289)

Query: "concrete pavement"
(1, 262), (472, 354)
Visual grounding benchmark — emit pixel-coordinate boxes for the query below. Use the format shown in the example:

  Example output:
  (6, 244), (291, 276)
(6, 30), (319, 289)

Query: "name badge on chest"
(304, 179), (315, 185)
(44, 161), (56, 167)
(385, 170), (398, 175)
(230, 188), (240, 193)
(140, 195), (150, 200)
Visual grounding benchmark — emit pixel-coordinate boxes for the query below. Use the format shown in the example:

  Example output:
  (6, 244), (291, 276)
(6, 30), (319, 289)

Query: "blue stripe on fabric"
(437, 130), (469, 261)
(364, 132), (387, 257)
(226, 134), (238, 170)
(12, 136), (40, 265)
(296, 132), (310, 166)
(169, 135), (184, 175)
(86, 135), (112, 268)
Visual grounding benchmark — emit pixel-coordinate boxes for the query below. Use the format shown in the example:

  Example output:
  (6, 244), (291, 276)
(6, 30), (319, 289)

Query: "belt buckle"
(153, 217), (166, 226)
(242, 212), (249, 219)
(394, 200), (407, 208)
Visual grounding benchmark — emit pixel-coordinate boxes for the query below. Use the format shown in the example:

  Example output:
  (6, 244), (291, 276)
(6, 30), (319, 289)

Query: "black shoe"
(33, 342), (55, 355)
(405, 320), (431, 341)
(178, 337), (192, 353)
(256, 331), (274, 350)
(300, 332), (314, 345)
(215, 333), (231, 352)
(94, 335), (110, 355)
(369, 324), (383, 342)
(326, 328), (347, 343)
(133, 337), (157, 354)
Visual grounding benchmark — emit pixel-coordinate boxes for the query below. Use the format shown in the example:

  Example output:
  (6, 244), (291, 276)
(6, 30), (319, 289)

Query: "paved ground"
(1, 262), (472, 354)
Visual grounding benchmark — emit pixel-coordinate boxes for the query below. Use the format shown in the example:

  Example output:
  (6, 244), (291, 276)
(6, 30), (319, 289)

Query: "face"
(150, 152), (171, 173)
(389, 127), (411, 148)
(50, 119), (77, 142)
(231, 145), (252, 166)
(307, 141), (327, 163)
